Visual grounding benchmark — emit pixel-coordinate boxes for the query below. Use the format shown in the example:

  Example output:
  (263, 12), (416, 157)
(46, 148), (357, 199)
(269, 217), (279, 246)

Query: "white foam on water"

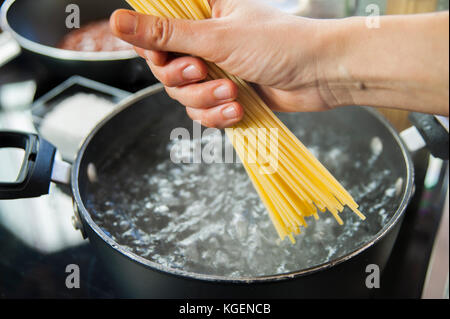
(87, 128), (401, 278)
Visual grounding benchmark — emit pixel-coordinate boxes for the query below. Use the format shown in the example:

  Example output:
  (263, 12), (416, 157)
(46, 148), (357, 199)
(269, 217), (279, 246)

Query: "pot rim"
(73, 84), (415, 284)
(1, 0), (138, 62)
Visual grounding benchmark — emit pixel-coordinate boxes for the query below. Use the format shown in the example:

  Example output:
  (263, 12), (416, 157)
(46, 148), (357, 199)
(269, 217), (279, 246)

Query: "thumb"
(110, 9), (219, 59)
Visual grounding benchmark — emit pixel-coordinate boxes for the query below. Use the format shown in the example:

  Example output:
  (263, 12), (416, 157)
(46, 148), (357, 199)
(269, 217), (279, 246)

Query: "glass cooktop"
(0, 42), (448, 300)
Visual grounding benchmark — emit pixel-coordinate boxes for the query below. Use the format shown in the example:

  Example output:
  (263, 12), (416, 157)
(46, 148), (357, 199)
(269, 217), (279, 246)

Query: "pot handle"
(0, 131), (58, 199)
(408, 113), (449, 160)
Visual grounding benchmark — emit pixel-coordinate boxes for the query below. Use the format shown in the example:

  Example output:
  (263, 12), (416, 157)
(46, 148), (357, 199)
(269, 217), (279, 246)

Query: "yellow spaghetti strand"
(124, 0), (366, 242)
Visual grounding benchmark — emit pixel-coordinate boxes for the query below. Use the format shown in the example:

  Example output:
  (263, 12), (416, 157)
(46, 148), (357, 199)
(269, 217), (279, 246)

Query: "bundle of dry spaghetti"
(125, 0), (365, 243)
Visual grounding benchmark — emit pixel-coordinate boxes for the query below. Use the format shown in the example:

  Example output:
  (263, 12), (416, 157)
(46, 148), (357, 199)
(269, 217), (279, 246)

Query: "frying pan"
(2, 83), (447, 298)
(0, 0), (155, 87)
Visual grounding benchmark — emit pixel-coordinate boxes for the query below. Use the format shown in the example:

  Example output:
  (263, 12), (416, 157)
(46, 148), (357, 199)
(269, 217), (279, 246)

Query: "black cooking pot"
(0, 0), (155, 88)
(0, 84), (447, 298)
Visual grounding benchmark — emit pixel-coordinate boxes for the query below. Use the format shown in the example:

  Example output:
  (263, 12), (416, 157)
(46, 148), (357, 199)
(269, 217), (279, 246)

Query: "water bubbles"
(119, 220), (131, 230)
(384, 187), (396, 197)
(154, 205), (169, 214)
(371, 137), (383, 156)
(87, 125), (401, 278)
(145, 202), (153, 210)
(395, 178), (404, 197)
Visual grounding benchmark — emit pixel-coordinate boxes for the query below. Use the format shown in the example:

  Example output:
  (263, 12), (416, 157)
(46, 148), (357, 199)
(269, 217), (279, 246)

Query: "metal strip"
(51, 159), (71, 185)
(422, 188), (449, 299)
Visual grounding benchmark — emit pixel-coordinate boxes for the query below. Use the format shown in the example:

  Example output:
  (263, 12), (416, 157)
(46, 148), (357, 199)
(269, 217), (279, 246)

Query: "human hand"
(110, 0), (329, 128)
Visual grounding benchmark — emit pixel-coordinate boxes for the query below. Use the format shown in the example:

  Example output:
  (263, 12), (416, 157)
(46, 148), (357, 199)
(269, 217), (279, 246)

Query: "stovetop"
(0, 48), (448, 299)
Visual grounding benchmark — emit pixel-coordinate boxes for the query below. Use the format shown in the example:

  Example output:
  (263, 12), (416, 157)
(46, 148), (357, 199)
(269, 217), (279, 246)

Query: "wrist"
(313, 17), (368, 109)
(313, 13), (449, 115)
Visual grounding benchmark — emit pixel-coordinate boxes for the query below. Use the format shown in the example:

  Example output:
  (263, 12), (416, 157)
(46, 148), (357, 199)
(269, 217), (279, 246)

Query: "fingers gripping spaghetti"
(124, 0), (366, 243)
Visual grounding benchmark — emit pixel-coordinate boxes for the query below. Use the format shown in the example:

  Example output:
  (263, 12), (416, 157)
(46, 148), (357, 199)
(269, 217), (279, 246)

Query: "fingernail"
(222, 105), (238, 120)
(214, 85), (232, 100)
(116, 12), (137, 35)
(182, 65), (202, 80)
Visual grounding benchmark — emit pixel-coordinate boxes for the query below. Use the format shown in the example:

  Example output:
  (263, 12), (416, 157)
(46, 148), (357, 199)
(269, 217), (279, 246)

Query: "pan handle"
(0, 131), (65, 200)
(409, 113), (449, 160)
(400, 113), (449, 160)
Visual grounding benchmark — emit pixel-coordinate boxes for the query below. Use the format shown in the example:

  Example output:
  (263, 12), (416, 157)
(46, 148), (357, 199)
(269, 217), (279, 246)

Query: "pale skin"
(110, 0), (449, 129)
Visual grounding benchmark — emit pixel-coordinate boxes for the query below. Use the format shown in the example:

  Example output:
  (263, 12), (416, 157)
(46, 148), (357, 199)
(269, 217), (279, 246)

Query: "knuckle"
(191, 88), (205, 106)
(165, 87), (185, 106)
(148, 17), (173, 48)
(227, 80), (239, 98)
(201, 111), (216, 128)
(186, 108), (198, 122)
(158, 71), (171, 86)
(164, 86), (176, 99)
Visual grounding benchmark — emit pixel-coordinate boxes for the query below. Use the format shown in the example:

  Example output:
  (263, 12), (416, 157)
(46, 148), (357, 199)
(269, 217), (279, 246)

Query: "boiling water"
(86, 118), (402, 278)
